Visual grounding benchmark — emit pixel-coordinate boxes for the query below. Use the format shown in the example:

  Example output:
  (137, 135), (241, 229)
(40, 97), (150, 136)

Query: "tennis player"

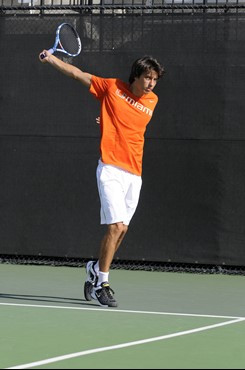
(39, 51), (164, 307)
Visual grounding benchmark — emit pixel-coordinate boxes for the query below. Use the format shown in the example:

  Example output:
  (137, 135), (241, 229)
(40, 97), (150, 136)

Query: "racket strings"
(59, 24), (81, 55)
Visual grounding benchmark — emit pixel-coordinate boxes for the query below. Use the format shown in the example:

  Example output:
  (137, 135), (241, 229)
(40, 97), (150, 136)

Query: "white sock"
(97, 271), (109, 287)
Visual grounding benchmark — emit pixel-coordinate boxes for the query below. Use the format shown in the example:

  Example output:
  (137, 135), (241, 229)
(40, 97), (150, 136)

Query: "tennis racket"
(40, 23), (82, 59)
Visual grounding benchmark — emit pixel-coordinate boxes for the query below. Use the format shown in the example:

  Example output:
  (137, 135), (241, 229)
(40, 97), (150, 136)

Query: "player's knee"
(109, 222), (127, 236)
(122, 224), (128, 234)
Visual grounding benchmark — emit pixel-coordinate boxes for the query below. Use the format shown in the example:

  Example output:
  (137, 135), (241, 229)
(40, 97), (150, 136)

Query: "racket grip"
(40, 48), (54, 59)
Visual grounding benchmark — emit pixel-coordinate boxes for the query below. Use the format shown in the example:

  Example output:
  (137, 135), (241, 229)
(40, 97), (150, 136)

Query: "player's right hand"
(39, 50), (51, 63)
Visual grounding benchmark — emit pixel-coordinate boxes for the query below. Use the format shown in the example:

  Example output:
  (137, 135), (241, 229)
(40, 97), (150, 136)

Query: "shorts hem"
(100, 219), (130, 226)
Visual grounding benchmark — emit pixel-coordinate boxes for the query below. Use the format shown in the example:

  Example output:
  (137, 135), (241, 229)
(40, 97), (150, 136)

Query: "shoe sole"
(84, 261), (96, 301)
(91, 291), (118, 308)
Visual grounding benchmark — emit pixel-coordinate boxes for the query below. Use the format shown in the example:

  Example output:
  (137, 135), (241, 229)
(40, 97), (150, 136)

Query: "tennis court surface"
(1, 263), (245, 369)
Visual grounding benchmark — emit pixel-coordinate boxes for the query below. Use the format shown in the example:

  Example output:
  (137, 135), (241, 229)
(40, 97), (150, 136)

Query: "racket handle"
(40, 48), (54, 59)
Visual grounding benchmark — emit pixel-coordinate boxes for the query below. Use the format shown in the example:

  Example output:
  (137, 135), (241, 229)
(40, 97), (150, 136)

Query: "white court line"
(6, 318), (245, 369)
(0, 301), (244, 320)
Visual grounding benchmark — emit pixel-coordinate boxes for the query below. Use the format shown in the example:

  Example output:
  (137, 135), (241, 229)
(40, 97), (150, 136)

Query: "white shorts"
(96, 160), (142, 226)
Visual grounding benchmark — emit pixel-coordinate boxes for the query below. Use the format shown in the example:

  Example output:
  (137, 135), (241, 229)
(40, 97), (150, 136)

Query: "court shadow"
(0, 293), (99, 307)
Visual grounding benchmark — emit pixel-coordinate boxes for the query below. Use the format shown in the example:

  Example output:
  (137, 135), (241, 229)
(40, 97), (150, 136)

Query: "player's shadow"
(0, 292), (99, 307)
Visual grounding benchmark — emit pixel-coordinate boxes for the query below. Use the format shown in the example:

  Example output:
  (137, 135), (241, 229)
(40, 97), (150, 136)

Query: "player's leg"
(84, 161), (126, 304)
(86, 161), (142, 307)
(98, 222), (128, 273)
(90, 222), (127, 307)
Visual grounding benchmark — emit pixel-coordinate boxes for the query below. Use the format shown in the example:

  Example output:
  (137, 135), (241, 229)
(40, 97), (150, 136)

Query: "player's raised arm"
(39, 51), (92, 88)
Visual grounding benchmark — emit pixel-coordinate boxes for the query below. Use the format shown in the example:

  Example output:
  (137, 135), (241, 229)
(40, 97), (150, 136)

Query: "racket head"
(54, 23), (82, 57)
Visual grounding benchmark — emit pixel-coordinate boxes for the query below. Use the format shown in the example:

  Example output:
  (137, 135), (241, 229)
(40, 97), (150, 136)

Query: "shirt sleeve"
(89, 75), (111, 100)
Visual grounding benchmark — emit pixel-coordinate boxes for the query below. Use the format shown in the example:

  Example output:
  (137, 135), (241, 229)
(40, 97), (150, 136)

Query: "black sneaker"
(91, 282), (118, 307)
(84, 261), (98, 301)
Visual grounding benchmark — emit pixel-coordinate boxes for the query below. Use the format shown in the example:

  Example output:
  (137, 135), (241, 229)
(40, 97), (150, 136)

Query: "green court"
(1, 263), (245, 369)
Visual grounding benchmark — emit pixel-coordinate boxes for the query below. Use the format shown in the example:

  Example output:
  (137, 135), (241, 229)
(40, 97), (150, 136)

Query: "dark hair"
(128, 56), (165, 84)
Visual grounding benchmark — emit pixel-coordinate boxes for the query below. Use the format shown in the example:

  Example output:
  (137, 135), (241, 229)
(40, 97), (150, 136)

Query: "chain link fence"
(1, 0), (245, 15)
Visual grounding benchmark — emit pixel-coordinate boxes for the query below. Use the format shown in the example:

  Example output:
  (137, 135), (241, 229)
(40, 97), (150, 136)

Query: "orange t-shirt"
(90, 76), (158, 176)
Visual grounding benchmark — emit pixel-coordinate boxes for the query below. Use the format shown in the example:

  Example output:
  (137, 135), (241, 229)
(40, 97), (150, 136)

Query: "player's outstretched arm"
(39, 50), (92, 88)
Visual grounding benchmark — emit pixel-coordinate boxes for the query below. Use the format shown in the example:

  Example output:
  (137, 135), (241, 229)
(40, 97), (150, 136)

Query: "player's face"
(133, 70), (159, 96)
